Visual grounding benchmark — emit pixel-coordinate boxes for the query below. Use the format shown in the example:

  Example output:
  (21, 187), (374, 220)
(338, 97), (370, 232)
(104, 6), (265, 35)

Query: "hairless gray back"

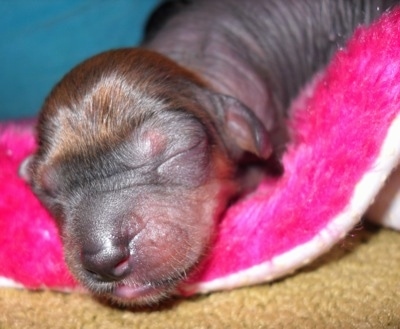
(144, 0), (398, 150)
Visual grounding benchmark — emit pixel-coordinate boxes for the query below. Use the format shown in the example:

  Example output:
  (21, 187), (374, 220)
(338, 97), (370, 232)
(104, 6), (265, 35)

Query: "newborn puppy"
(21, 0), (398, 305)
(23, 49), (269, 305)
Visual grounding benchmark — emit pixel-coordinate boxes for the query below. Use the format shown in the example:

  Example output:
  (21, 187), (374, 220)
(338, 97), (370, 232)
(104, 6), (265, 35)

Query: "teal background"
(0, 1), (159, 120)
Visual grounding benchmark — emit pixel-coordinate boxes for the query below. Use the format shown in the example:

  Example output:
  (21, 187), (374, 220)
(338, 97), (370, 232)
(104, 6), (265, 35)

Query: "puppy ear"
(19, 155), (34, 183)
(197, 90), (272, 160)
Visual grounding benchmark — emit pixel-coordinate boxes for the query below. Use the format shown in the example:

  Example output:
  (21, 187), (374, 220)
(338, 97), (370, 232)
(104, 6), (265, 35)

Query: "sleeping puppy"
(20, 0), (398, 305)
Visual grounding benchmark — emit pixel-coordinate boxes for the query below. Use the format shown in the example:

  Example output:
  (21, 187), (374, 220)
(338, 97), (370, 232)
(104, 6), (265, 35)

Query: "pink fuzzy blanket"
(1, 8), (400, 295)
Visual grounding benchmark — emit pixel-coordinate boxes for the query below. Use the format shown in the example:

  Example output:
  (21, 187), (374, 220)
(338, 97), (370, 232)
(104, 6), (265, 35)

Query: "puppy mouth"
(103, 279), (179, 305)
(112, 282), (169, 301)
(84, 275), (181, 305)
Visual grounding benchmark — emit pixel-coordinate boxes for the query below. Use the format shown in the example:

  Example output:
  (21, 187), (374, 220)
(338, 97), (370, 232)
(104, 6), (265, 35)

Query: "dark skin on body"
(21, 0), (398, 305)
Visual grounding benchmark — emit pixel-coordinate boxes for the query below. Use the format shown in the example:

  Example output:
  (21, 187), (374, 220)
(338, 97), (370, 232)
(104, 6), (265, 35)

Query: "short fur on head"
(21, 49), (271, 305)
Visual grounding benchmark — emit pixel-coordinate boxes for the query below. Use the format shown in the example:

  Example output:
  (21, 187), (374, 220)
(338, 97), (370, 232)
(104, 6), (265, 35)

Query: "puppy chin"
(105, 282), (177, 306)
(80, 275), (181, 307)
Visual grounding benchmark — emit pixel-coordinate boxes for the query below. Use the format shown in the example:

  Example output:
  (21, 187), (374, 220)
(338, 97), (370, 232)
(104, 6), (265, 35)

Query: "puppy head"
(22, 49), (271, 305)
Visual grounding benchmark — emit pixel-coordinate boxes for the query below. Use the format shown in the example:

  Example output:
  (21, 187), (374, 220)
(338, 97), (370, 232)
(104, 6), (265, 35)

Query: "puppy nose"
(82, 243), (131, 282)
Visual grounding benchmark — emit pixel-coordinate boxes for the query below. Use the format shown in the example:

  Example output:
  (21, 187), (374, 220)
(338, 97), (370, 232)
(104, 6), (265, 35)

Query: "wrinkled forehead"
(34, 49), (214, 181)
(41, 74), (202, 159)
(36, 106), (209, 189)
